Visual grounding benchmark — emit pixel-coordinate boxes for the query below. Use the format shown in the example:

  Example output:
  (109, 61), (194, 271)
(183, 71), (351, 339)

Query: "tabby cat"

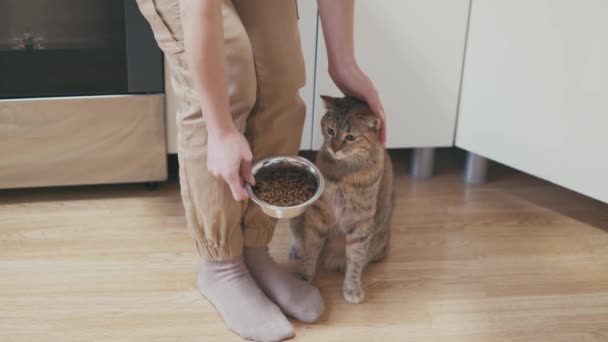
(289, 95), (394, 304)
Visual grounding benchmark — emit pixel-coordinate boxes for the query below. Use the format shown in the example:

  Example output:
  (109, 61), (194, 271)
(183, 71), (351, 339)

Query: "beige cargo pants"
(137, 0), (306, 261)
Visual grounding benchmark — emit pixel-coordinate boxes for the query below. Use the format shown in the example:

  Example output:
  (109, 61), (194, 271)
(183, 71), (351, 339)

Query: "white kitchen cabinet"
(164, 59), (178, 154)
(165, 1), (318, 153)
(456, 0), (608, 203)
(295, 0), (318, 150)
(312, 0), (471, 149)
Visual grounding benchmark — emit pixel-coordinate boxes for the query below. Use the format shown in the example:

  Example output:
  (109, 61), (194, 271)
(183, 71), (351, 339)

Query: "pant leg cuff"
(195, 241), (242, 262)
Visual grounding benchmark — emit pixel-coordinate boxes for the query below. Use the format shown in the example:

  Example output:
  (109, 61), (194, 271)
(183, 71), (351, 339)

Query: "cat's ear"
(321, 95), (341, 111)
(363, 115), (381, 131)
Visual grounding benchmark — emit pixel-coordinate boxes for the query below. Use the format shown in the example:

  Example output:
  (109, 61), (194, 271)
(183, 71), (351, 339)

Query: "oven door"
(0, 0), (162, 99)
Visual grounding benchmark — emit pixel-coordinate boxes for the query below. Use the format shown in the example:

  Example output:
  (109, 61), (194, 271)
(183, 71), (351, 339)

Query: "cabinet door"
(164, 59), (178, 154)
(164, 1), (318, 153)
(296, 0), (318, 150)
(456, 0), (608, 203)
(313, 0), (470, 149)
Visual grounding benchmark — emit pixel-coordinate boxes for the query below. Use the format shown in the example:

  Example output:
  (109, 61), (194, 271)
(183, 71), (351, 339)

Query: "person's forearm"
(180, 0), (234, 135)
(317, 0), (357, 75)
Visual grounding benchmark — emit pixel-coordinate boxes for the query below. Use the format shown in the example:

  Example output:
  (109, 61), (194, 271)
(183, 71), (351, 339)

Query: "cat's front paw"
(323, 256), (346, 273)
(288, 245), (302, 260)
(343, 284), (365, 304)
(296, 270), (314, 283)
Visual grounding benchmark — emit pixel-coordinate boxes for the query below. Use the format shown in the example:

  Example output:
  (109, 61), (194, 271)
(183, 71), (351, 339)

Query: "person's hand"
(207, 127), (255, 201)
(330, 63), (386, 144)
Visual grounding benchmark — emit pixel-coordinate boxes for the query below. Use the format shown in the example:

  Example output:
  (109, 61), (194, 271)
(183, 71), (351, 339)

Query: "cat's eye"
(327, 128), (335, 136)
(345, 134), (357, 142)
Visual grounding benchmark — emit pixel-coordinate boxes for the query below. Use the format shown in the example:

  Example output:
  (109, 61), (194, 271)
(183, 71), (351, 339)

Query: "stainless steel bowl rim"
(245, 155), (325, 211)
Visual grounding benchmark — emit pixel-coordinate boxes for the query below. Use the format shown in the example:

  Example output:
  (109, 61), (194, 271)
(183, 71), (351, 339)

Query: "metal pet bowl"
(246, 156), (325, 219)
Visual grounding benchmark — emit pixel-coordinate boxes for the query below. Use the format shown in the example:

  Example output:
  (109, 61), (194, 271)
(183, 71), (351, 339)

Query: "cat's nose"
(330, 141), (342, 153)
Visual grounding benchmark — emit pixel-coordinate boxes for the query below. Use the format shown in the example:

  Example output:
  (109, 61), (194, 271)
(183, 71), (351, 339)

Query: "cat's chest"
(323, 180), (348, 218)
(322, 175), (380, 225)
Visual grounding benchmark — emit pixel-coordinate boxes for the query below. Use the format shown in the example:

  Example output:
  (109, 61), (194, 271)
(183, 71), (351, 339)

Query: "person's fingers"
(364, 86), (384, 117)
(226, 172), (248, 201)
(379, 122), (387, 145)
(240, 159), (255, 186)
(364, 88), (386, 145)
(243, 146), (253, 162)
(231, 183), (248, 201)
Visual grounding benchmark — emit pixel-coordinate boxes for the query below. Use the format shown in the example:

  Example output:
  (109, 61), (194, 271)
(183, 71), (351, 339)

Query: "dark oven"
(0, 0), (163, 99)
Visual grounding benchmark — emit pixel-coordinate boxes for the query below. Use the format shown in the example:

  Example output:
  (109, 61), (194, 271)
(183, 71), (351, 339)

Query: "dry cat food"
(252, 165), (317, 207)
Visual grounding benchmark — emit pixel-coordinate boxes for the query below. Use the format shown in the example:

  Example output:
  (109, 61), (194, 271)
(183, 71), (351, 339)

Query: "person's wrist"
(328, 57), (358, 80)
(206, 117), (237, 140)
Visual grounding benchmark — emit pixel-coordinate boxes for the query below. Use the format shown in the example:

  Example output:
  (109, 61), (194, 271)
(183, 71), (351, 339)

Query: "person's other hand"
(330, 64), (386, 144)
(207, 128), (255, 201)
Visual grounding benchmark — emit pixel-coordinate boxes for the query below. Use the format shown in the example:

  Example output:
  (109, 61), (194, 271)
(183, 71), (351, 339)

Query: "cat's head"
(320, 95), (381, 161)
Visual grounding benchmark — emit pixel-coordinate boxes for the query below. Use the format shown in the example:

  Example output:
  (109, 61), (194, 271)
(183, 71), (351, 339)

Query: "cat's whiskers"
(325, 146), (351, 161)
(324, 146), (339, 159)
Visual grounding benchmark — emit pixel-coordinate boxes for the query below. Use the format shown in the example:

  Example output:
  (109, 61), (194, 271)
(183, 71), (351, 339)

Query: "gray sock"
(244, 246), (325, 323)
(197, 256), (294, 342)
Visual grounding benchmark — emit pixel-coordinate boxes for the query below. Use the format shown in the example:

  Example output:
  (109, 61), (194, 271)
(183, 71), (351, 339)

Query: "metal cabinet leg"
(410, 148), (435, 179)
(464, 152), (489, 185)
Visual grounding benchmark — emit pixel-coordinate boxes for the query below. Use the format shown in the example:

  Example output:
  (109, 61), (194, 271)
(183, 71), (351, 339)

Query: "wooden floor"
(1, 150), (607, 342)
